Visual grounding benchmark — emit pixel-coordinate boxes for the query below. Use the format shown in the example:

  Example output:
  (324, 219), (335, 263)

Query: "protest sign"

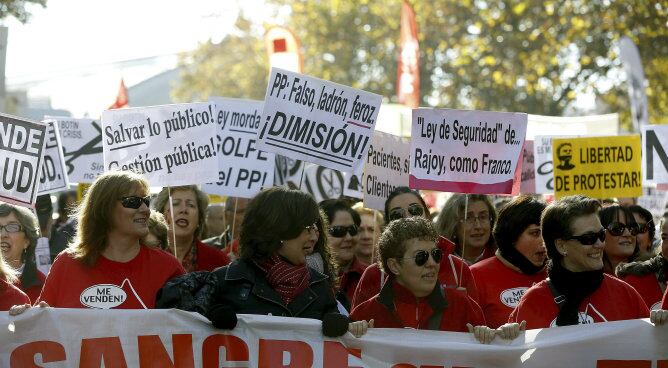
(49, 116), (104, 184)
(102, 103), (218, 187)
(642, 124), (668, 185)
(519, 140), (535, 194)
(552, 136), (642, 199)
(533, 135), (575, 194)
(3, 309), (668, 368)
(525, 113), (618, 140)
(409, 108), (527, 194)
(34, 237), (51, 275)
(37, 119), (69, 195)
(0, 113), (47, 206)
(202, 98), (274, 199)
(637, 187), (668, 223)
(274, 154), (305, 189)
(342, 165), (364, 199)
(363, 131), (410, 210)
(258, 68), (382, 172)
(274, 156), (361, 202)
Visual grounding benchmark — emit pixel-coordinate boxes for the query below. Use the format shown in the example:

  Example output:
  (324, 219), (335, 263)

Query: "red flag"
(397, 0), (420, 108)
(108, 79), (129, 109)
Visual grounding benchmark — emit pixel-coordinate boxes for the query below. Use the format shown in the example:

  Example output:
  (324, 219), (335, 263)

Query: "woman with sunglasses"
(628, 205), (657, 259)
(510, 195), (648, 329)
(205, 187), (370, 338)
(351, 217), (522, 343)
(0, 202), (45, 303)
(351, 186), (478, 309)
(470, 196), (547, 328)
(617, 213), (668, 310)
(154, 186), (231, 273)
(599, 205), (641, 275)
(319, 199), (366, 312)
(11, 171), (185, 311)
(436, 194), (497, 265)
(0, 243), (29, 311)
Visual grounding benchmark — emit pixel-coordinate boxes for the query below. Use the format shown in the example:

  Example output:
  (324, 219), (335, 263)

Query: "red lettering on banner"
(137, 334), (194, 368)
(596, 361), (650, 368)
(258, 339), (313, 368)
(659, 361), (668, 368)
(10, 341), (66, 367)
(202, 334), (250, 367)
(79, 337), (128, 368)
(323, 341), (362, 368)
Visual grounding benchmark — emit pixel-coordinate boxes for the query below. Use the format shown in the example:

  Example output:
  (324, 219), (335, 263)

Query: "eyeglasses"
(403, 248), (443, 266)
(567, 229), (606, 245)
(305, 222), (319, 234)
(120, 195), (151, 209)
(636, 221), (653, 234)
(328, 225), (358, 238)
(388, 203), (424, 222)
(606, 222), (640, 236)
(460, 213), (490, 226)
(0, 223), (22, 233)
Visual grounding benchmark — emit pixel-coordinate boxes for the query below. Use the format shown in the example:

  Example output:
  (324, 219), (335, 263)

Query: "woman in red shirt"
(471, 196), (547, 328)
(351, 217), (522, 343)
(154, 186), (230, 272)
(0, 248), (29, 311)
(510, 195), (649, 329)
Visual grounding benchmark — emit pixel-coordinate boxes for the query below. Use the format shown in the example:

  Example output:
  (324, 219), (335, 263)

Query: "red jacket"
(350, 279), (485, 331)
(470, 254), (546, 328)
(621, 273), (664, 310)
(509, 274), (649, 329)
(351, 237), (478, 309)
(20, 270), (46, 304)
(182, 240), (231, 272)
(0, 279), (30, 311)
(339, 257), (368, 305)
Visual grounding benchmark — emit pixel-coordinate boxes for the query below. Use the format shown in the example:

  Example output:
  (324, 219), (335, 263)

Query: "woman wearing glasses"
(205, 187), (369, 337)
(351, 186), (478, 309)
(470, 196), (547, 328)
(628, 205), (657, 259)
(436, 194), (497, 265)
(0, 202), (45, 303)
(617, 213), (668, 310)
(12, 171), (185, 311)
(351, 217), (521, 343)
(154, 186), (230, 272)
(599, 205), (641, 275)
(510, 195), (648, 329)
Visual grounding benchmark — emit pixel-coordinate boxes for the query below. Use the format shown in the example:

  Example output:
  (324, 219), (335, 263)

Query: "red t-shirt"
(470, 255), (546, 328)
(19, 270), (46, 304)
(192, 240), (231, 272)
(351, 239), (478, 309)
(350, 280), (485, 331)
(0, 279), (30, 311)
(38, 246), (185, 309)
(621, 273), (664, 310)
(509, 274), (649, 329)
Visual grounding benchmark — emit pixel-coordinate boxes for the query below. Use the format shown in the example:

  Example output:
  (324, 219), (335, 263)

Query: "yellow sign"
(77, 183), (91, 202)
(552, 135), (642, 199)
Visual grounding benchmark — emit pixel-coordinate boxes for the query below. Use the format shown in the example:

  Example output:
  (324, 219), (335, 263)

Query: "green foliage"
(0, 0), (46, 23)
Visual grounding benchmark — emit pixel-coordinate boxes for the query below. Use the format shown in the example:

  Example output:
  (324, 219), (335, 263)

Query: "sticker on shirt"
(500, 287), (529, 308)
(79, 279), (147, 309)
(548, 303), (606, 327)
(651, 301), (662, 311)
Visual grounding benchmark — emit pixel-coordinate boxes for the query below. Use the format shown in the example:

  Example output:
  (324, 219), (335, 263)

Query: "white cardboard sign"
(50, 116), (104, 184)
(363, 131), (410, 210)
(642, 124), (668, 185)
(37, 119), (69, 195)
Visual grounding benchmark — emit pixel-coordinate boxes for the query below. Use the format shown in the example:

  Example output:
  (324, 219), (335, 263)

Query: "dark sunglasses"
(389, 203), (425, 222)
(120, 195), (151, 209)
(328, 225), (358, 238)
(404, 248), (443, 266)
(606, 222), (640, 236)
(567, 229), (606, 246)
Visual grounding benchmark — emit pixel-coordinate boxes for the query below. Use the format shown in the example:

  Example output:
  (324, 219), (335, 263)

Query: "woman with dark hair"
(471, 196), (547, 328)
(319, 198), (366, 311)
(153, 185), (230, 272)
(628, 205), (656, 259)
(205, 187), (369, 337)
(11, 171), (184, 312)
(352, 186), (478, 309)
(599, 205), (640, 275)
(436, 194), (497, 265)
(0, 202), (45, 302)
(510, 195), (649, 329)
(0, 243), (29, 310)
(617, 213), (668, 310)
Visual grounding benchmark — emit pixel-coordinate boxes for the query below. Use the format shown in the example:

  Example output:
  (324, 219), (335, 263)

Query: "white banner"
(37, 119), (69, 195)
(258, 68), (382, 172)
(102, 103), (218, 187)
(50, 116), (104, 184)
(642, 124), (668, 185)
(0, 113), (47, 206)
(363, 131), (410, 211)
(203, 98), (275, 199)
(409, 108), (527, 194)
(2, 310), (667, 367)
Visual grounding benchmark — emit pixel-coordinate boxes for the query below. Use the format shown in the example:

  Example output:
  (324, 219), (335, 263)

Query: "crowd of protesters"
(3, 170), (668, 342)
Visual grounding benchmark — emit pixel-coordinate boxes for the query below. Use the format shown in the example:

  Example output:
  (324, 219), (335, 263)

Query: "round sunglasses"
(402, 248), (443, 266)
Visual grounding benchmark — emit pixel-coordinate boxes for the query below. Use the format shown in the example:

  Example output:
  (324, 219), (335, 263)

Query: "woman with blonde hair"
(12, 171), (184, 312)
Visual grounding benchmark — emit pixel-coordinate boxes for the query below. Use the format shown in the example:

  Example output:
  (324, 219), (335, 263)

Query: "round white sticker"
(550, 312), (594, 327)
(80, 284), (127, 309)
(500, 287), (528, 308)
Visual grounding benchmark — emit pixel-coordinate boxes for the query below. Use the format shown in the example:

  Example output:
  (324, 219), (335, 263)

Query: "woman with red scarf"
(205, 187), (370, 338)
